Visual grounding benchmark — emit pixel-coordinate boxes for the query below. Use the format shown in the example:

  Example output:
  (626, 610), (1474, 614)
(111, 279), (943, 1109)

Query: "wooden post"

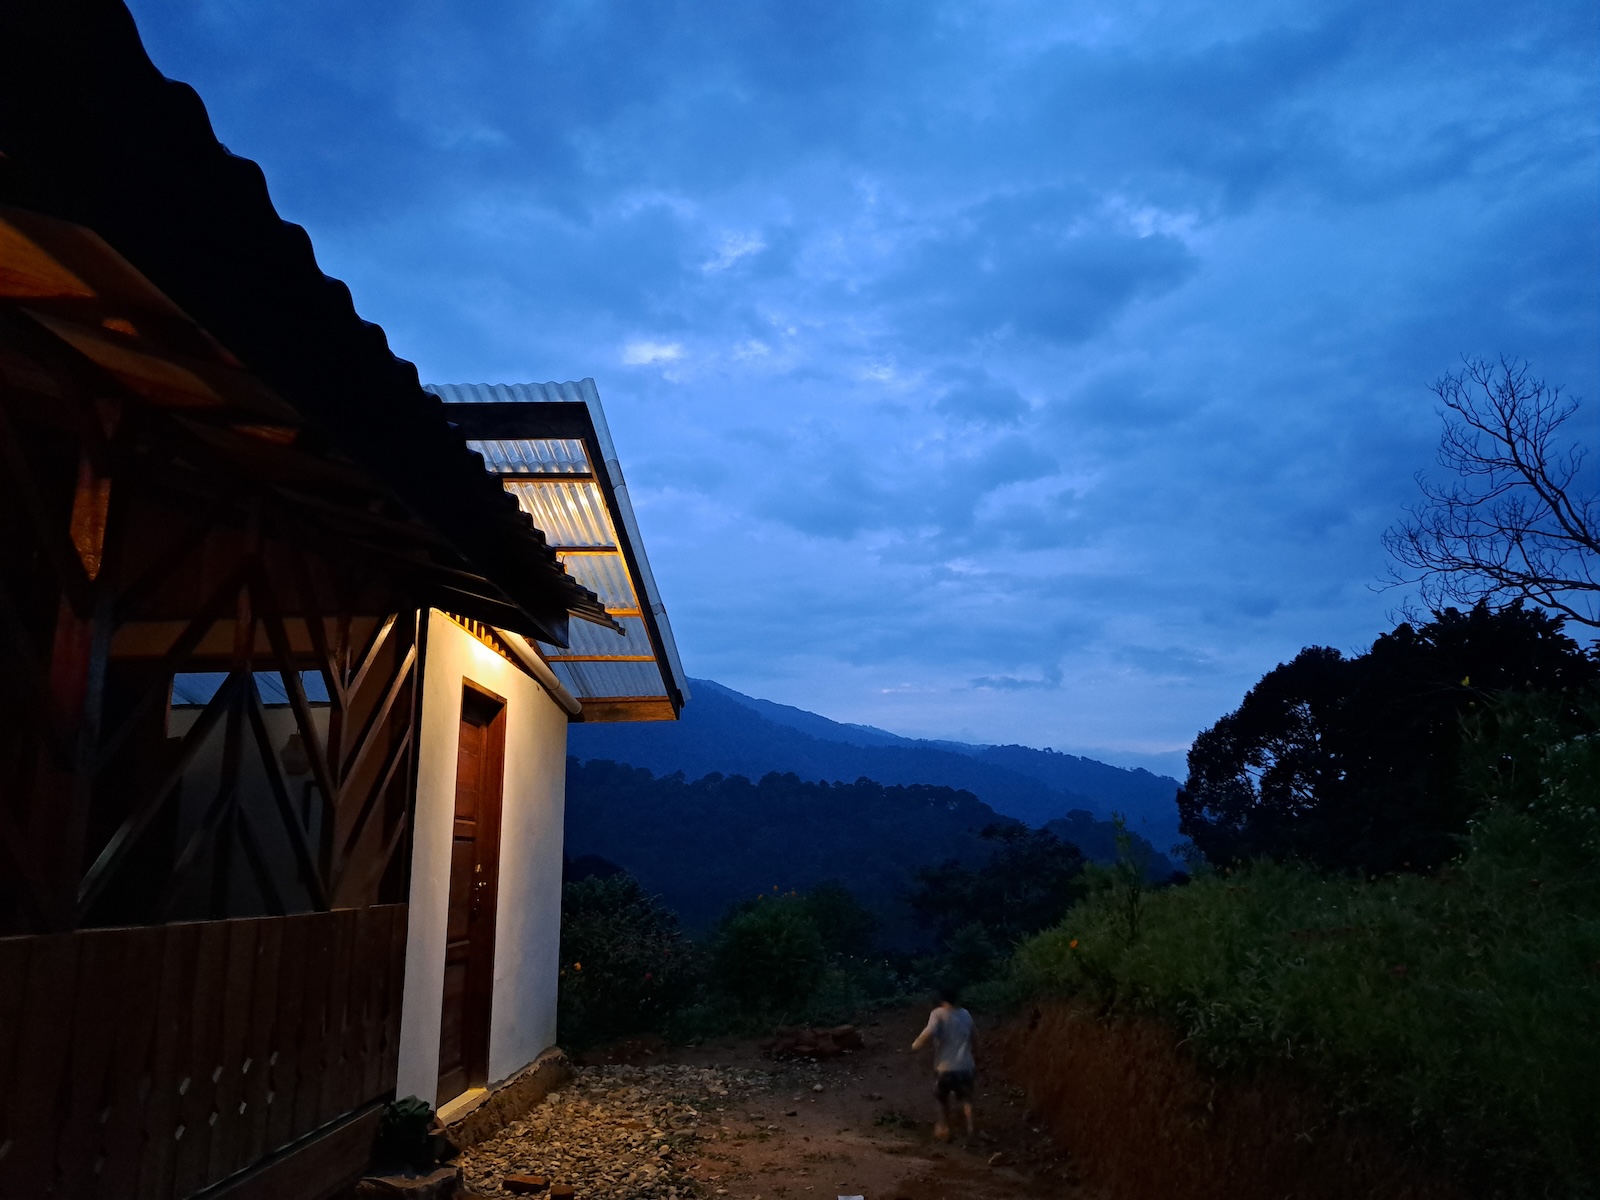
(211, 506), (260, 919)
(28, 448), (116, 931)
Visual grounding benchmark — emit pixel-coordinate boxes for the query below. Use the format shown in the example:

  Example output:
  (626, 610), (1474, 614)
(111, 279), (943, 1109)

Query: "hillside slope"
(564, 759), (1171, 941)
(568, 678), (1185, 852)
(564, 760), (1008, 938)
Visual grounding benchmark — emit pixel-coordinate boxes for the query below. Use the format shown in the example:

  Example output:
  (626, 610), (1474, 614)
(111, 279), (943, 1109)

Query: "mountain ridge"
(568, 677), (1186, 853)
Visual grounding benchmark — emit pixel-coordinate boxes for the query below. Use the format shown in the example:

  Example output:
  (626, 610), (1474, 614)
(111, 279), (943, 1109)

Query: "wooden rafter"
(335, 726), (411, 886)
(339, 643), (417, 809)
(155, 679), (249, 920)
(284, 539), (343, 709)
(76, 669), (246, 918)
(252, 568), (341, 822)
(93, 560), (253, 770)
(243, 685), (328, 910)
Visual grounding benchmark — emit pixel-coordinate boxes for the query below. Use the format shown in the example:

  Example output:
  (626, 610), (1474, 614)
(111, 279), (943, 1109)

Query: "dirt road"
(462, 1004), (1094, 1200)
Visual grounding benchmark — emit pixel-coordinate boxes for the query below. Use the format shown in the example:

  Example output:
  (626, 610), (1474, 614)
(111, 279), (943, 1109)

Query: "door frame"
(437, 679), (507, 1105)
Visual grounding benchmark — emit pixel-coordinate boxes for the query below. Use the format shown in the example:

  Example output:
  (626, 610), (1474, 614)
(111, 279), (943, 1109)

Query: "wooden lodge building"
(0, 3), (687, 1197)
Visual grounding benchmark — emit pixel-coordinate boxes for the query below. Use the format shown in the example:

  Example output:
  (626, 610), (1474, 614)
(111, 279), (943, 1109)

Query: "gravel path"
(461, 1064), (773, 1199)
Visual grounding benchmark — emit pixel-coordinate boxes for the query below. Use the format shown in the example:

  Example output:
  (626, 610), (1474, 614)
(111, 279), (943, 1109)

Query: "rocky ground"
(458, 1005), (1097, 1200)
(460, 1063), (771, 1199)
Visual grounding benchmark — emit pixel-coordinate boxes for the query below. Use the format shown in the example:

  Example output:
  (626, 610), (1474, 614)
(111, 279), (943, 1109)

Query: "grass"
(1012, 703), (1600, 1199)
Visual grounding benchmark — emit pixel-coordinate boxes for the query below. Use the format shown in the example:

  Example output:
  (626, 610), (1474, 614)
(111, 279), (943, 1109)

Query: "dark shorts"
(935, 1069), (975, 1102)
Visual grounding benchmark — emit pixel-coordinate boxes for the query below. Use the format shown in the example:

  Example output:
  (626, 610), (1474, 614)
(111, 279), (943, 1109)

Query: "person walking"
(911, 984), (978, 1142)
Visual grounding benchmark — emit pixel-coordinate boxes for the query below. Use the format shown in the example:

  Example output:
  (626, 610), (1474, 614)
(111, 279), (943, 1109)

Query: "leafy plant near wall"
(1016, 691), (1600, 1199)
(374, 1096), (447, 1172)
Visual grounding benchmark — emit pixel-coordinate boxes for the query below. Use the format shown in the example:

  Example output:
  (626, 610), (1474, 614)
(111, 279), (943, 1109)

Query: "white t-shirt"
(917, 1005), (975, 1073)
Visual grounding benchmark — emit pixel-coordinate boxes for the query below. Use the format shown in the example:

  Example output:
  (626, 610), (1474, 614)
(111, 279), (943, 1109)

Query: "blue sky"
(128, 0), (1598, 776)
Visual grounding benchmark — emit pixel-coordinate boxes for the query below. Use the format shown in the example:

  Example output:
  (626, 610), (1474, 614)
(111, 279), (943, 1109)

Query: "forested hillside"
(568, 678), (1185, 852)
(563, 758), (1168, 941)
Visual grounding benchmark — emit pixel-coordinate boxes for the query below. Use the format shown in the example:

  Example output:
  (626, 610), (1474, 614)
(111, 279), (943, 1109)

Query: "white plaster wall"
(484, 647), (570, 1084)
(395, 613), (570, 1105)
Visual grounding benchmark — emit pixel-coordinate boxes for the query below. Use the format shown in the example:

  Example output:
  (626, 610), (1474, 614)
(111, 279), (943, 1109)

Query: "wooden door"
(437, 684), (506, 1106)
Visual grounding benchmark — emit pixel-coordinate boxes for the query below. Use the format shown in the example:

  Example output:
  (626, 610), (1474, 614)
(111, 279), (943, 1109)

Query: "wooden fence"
(0, 906), (408, 1200)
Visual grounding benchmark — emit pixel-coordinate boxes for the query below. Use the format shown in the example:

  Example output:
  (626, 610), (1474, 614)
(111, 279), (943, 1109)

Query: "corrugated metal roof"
(475, 438), (590, 476)
(546, 659), (670, 700)
(543, 614), (655, 659)
(560, 553), (639, 613)
(501, 480), (616, 549)
(426, 380), (689, 719)
(433, 381), (591, 406)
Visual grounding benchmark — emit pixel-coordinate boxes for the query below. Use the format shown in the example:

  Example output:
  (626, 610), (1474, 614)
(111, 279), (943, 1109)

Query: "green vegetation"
(556, 872), (700, 1047)
(556, 609), (1598, 1195)
(558, 874), (912, 1046)
(699, 880), (907, 1026)
(799, 879), (880, 956)
(712, 891), (829, 1012)
(556, 799), (1113, 1043)
(1016, 691), (1600, 1198)
(908, 824), (1090, 990)
(1178, 602), (1596, 873)
(564, 759), (1165, 937)
(374, 1095), (440, 1171)
(909, 825), (1088, 943)
(556, 814), (1111, 1045)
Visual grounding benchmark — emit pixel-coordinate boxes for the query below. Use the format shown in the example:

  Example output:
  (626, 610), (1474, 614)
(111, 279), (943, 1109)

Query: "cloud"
(1114, 645), (1224, 678)
(702, 231), (767, 272)
(125, 0), (1600, 758)
(749, 419), (1062, 544)
(878, 189), (1199, 348)
(933, 369), (1029, 425)
(971, 664), (1065, 692)
(621, 340), (686, 365)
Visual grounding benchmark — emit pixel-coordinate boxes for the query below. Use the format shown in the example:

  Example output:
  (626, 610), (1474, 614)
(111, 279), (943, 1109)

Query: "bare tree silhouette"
(1386, 357), (1598, 629)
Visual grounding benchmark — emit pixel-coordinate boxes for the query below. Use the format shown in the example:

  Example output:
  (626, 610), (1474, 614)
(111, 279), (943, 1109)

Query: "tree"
(908, 824), (1086, 945)
(557, 872), (698, 1046)
(797, 880), (878, 956)
(1385, 357), (1598, 628)
(1178, 603), (1597, 874)
(712, 893), (828, 1014)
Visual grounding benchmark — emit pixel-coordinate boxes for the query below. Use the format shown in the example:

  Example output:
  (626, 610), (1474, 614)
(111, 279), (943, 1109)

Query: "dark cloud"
(883, 193), (1199, 347)
(933, 369), (1029, 425)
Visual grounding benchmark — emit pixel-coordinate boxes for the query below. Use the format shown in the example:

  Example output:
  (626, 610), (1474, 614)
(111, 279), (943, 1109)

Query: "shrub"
(940, 921), (1000, 989)
(557, 872), (699, 1048)
(799, 879), (878, 955)
(712, 892), (828, 1015)
(374, 1096), (438, 1171)
(1016, 692), (1600, 1199)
